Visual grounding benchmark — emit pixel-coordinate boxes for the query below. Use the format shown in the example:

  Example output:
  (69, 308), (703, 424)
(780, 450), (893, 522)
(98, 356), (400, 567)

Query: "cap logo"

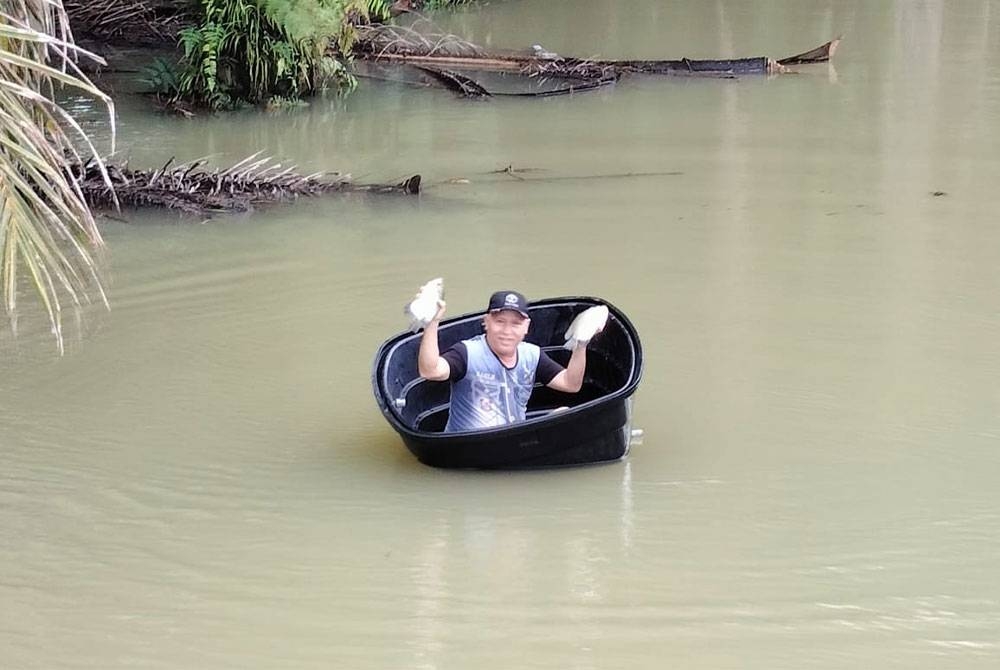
(505, 293), (518, 305)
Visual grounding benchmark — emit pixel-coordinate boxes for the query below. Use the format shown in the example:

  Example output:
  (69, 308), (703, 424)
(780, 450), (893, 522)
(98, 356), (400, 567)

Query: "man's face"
(483, 310), (530, 357)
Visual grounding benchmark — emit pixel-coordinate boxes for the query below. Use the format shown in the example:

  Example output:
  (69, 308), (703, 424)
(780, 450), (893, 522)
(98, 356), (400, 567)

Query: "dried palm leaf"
(1, 1), (116, 352)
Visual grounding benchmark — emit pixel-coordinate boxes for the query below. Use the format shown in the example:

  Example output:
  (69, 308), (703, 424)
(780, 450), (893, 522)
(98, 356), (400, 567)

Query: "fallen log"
(353, 24), (840, 79)
(73, 155), (420, 215)
(602, 37), (841, 75)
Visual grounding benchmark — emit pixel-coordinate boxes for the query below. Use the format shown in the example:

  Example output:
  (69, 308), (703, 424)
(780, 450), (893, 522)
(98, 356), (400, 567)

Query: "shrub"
(174, 0), (390, 110)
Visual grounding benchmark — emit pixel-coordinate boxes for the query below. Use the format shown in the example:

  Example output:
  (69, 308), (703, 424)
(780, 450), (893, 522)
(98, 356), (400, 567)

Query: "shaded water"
(3, 1), (1000, 667)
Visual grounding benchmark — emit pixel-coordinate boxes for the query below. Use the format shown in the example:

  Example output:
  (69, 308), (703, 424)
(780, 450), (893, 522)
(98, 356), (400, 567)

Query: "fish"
(563, 304), (609, 350)
(404, 277), (444, 332)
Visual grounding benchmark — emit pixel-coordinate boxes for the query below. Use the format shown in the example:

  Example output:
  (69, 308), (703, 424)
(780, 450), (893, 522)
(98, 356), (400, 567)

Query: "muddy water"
(3, 1), (1000, 667)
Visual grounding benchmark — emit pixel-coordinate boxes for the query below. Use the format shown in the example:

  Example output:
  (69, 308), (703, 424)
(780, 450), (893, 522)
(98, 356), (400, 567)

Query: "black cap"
(487, 290), (529, 317)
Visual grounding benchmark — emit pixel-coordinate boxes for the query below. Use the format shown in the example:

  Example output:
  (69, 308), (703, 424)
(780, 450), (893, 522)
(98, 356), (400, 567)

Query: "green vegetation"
(0, 1), (116, 352)
(148, 0), (391, 110)
(139, 0), (484, 110)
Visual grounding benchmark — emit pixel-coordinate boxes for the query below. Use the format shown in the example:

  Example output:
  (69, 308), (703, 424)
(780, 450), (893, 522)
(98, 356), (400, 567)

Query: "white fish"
(404, 277), (444, 332)
(563, 304), (609, 350)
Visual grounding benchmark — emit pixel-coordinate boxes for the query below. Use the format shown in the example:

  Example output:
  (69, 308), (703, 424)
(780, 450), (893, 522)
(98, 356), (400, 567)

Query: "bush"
(173, 0), (390, 110)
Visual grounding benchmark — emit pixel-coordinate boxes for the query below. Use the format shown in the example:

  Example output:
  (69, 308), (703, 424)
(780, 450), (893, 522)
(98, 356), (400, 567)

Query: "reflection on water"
(3, 1), (1000, 668)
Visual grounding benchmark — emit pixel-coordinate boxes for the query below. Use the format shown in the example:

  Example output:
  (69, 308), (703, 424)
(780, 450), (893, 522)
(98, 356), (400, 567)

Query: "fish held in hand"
(405, 277), (444, 332)
(563, 304), (609, 350)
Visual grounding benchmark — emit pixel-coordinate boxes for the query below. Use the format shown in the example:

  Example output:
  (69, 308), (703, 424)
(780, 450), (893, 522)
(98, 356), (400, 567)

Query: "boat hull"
(396, 395), (634, 469)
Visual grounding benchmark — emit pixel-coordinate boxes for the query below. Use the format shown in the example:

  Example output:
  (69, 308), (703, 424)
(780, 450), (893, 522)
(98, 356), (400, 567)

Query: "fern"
(138, 57), (180, 97)
(175, 0), (376, 109)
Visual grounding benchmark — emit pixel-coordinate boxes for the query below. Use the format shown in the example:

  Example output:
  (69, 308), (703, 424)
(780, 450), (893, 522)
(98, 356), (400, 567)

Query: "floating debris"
(73, 154), (419, 215)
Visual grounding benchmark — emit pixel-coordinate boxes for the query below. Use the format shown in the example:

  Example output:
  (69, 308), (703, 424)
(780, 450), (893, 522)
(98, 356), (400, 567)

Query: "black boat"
(371, 296), (644, 469)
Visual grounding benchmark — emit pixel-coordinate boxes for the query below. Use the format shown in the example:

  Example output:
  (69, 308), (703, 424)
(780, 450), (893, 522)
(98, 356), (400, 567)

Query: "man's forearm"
(418, 323), (444, 379)
(563, 345), (587, 392)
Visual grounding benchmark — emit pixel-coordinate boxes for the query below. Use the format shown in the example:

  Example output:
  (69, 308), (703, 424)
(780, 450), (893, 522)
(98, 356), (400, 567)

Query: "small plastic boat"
(371, 296), (643, 469)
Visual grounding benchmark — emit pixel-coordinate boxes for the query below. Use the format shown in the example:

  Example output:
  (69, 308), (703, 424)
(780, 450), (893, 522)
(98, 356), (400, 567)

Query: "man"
(418, 290), (591, 432)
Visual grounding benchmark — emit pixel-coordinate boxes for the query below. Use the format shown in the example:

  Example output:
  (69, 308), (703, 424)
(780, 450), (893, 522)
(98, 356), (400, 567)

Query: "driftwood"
(590, 37), (840, 76)
(354, 23), (840, 86)
(73, 155), (420, 215)
(776, 40), (841, 66)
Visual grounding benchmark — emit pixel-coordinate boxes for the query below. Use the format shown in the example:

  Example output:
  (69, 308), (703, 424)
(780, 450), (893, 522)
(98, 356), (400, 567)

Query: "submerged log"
(412, 65), (615, 98)
(74, 155), (419, 215)
(415, 67), (492, 98)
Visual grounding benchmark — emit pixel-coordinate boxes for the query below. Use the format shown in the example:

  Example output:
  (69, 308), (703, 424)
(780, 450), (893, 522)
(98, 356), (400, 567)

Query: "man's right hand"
(431, 300), (446, 323)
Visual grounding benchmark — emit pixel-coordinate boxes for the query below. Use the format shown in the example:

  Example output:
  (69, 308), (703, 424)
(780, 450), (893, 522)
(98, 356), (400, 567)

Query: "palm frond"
(0, 1), (116, 352)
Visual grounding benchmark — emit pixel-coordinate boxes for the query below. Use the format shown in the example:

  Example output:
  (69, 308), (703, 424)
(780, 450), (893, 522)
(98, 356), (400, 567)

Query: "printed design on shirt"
(471, 371), (505, 426)
(510, 367), (535, 411)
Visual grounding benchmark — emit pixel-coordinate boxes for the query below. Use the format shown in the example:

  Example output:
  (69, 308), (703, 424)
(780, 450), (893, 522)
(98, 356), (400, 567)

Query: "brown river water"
(2, 1), (1000, 667)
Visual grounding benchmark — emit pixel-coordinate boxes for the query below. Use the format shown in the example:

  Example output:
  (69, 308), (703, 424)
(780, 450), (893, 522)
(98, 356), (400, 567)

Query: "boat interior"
(377, 299), (641, 433)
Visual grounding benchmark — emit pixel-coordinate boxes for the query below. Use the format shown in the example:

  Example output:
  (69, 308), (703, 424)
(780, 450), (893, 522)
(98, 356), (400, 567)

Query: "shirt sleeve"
(535, 350), (564, 386)
(441, 342), (468, 382)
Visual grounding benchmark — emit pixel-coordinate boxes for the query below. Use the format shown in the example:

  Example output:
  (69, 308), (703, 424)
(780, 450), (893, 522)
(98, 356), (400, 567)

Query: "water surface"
(2, 1), (1000, 667)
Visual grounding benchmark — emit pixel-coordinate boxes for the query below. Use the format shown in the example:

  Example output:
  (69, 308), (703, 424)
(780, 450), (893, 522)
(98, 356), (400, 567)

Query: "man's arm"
(545, 345), (587, 393)
(417, 301), (450, 381)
